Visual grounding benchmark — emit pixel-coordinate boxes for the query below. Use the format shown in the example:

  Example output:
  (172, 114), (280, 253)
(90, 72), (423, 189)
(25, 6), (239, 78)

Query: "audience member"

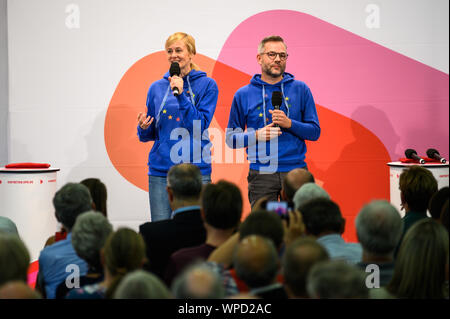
(355, 200), (403, 286)
(140, 164), (207, 279)
(281, 168), (315, 206)
(233, 235), (287, 299)
(282, 237), (329, 298)
(114, 270), (172, 299)
(399, 165), (437, 236)
(80, 178), (108, 217)
(66, 228), (146, 299)
(165, 180), (242, 285)
(0, 216), (19, 236)
(440, 199), (449, 233)
(429, 187), (450, 221)
(386, 219), (449, 299)
(307, 260), (369, 299)
(55, 210), (113, 298)
(293, 183), (330, 211)
(37, 183), (92, 298)
(0, 233), (30, 286)
(172, 262), (225, 299)
(0, 281), (41, 299)
(299, 198), (362, 264)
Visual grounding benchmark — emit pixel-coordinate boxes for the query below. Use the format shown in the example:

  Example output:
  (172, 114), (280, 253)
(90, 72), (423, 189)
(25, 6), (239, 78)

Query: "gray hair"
(355, 200), (403, 256)
(258, 35), (287, 54)
(53, 183), (93, 231)
(167, 164), (203, 201)
(71, 210), (113, 269)
(172, 262), (225, 299)
(114, 270), (172, 299)
(0, 216), (19, 236)
(0, 233), (30, 286)
(293, 183), (330, 210)
(307, 260), (369, 299)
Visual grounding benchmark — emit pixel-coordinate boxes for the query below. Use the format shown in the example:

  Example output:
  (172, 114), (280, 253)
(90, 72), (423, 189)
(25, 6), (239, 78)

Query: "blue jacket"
(226, 73), (320, 172)
(138, 69), (218, 176)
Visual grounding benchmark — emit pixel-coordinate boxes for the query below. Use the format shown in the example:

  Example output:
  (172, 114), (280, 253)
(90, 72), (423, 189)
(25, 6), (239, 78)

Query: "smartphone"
(266, 201), (289, 220)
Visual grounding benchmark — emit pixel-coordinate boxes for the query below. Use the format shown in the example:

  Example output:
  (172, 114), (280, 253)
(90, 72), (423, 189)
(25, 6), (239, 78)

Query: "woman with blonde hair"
(386, 219), (449, 299)
(137, 32), (218, 222)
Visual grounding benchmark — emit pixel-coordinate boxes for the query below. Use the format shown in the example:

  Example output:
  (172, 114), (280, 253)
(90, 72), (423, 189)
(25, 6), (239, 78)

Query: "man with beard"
(226, 35), (321, 207)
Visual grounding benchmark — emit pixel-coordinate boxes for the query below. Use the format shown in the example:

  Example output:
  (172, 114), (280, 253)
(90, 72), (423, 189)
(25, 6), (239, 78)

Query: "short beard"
(262, 64), (285, 78)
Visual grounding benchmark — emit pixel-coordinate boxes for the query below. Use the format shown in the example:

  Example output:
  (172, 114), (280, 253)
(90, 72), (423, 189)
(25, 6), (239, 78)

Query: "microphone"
(426, 148), (447, 164)
(405, 149), (425, 164)
(271, 91), (283, 127)
(169, 62), (181, 96)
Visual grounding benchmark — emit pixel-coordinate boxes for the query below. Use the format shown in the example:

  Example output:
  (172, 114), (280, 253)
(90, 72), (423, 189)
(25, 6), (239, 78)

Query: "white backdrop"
(6, 0), (449, 234)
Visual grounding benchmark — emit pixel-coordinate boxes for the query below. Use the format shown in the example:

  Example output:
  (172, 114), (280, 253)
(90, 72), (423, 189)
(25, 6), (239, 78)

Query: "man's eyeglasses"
(262, 51), (288, 61)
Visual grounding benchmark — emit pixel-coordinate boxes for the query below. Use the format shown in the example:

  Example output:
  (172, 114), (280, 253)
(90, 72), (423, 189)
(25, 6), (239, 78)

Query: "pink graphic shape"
(217, 10), (449, 160)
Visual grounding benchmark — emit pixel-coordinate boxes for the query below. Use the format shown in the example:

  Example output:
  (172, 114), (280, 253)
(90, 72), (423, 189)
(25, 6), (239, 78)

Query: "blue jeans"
(148, 174), (211, 222)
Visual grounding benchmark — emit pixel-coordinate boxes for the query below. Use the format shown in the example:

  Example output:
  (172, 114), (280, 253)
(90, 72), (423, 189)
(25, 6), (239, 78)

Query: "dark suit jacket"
(139, 208), (206, 279)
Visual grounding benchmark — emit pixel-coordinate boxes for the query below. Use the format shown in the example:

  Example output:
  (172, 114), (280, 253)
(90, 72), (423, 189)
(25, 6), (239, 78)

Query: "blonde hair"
(165, 32), (200, 71)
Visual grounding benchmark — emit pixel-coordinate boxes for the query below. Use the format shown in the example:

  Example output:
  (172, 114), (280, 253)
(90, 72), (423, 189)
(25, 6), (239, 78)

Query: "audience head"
(299, 198), (344, 237)
(356, 200), (403, 259)
(307, 260), (369, 299)
(103, 228), (146, 298)
(114, 270), (171, 299)
(0, 233), (30, 286)
(71, 211), (113, 272)
(0, 281), (41, 299)
(293, 183), (330, 211)
(167, 164), (203, 205)
(201, 180), (243, 230)
(399, 165), (438, 213)
(239, 210), (284, 249)
(53, 183), (93, 231)
(172, 262), (225, 299)
(0, 216), (19, 236)
(233, 235), (279, 289)
(282, 237), (329, 298)
(80, 178), (108, 217)
(429, 186), (449, 220)
(388, 219), (449, 299)
(282, 168), (315, 203)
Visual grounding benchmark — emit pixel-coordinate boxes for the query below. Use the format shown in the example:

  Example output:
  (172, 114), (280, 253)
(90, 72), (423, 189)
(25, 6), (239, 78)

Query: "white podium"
(387, 162), (449, 217)
(0, 168), (60, 261)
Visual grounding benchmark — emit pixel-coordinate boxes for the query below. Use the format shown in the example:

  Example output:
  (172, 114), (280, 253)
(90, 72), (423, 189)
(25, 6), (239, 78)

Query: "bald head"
(0, 281), (41, 299)
(234, 235), (279, 288)
(282, 168), (315, 203)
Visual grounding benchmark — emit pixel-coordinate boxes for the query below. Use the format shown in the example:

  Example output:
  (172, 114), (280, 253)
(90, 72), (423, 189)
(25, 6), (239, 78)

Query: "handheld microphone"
(426, 148), (447, 164)
(169, 62), (181, 96)
(405, 149), (425, 164)
(271, 91), (283, 127)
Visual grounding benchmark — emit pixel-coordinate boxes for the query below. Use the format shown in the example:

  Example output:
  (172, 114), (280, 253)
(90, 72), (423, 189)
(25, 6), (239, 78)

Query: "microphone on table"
(271, 91), (283, 128)
(426, 148), (447, 164)
(405, 148), (425, 164)
(169, 62), (181, 96)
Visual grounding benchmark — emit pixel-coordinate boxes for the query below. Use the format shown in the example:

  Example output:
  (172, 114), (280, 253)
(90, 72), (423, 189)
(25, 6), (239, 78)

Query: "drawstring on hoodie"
(261, 82), (290, 126)
(156, 75), (196, 127)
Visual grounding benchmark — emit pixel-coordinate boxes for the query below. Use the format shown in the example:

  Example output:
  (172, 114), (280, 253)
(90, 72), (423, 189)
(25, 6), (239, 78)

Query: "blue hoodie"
(226, 73), (320, 172)
(138, 69), (218, 176)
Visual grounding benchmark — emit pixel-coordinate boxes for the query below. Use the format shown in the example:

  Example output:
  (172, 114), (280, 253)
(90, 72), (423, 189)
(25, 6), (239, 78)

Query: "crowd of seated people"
(0, 165), (448, 299)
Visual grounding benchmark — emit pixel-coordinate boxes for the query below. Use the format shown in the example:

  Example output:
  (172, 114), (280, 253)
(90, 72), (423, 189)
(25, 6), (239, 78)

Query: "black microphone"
(271, 91), (283, 127)
(169, 62), (181, 96)
(426, 148), (447, 164)
(405, 149), (425, 164)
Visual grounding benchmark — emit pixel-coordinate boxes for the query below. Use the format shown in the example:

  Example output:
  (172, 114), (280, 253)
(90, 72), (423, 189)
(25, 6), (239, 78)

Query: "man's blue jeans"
(148, 174), (211, 222)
